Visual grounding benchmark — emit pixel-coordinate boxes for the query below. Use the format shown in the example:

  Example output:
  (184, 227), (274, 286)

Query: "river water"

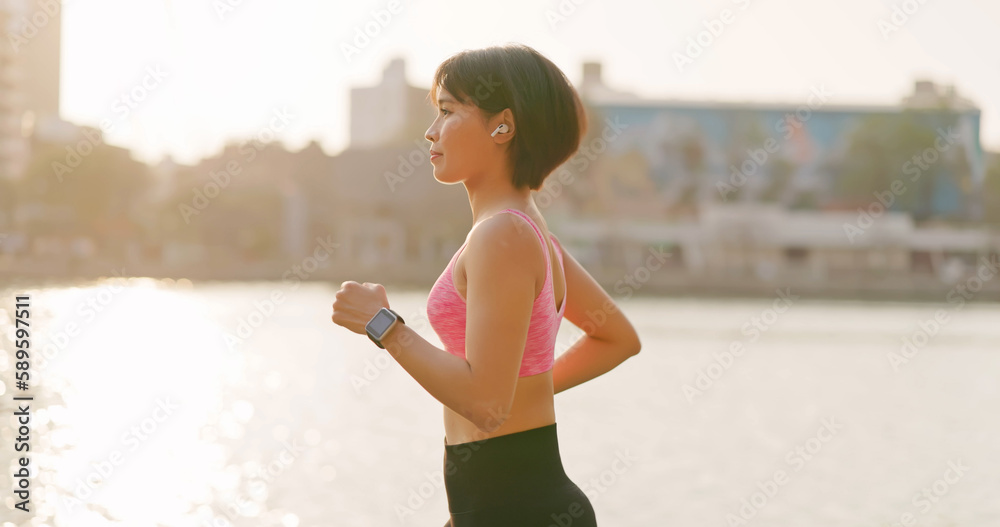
(1, 279), (997, 526)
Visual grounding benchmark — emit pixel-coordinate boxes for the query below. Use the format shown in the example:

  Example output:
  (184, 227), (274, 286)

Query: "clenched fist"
(331, 281), (391, 335)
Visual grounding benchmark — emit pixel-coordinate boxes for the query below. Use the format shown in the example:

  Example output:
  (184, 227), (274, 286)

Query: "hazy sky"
(59, 0), (1000, 166)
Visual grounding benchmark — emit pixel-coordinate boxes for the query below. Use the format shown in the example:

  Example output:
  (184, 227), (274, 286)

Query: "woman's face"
(424, 87), (501, 185)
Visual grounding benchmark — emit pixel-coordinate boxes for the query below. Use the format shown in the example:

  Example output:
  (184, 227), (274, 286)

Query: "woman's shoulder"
(462, 211), (545, 262)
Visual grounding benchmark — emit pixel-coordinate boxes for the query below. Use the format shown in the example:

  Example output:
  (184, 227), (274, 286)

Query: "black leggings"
(442, 422), (598, 527)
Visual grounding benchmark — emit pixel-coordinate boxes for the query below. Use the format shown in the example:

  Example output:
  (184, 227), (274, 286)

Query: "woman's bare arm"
(380, 215), (539, 432)
(552, 236), (641, 394)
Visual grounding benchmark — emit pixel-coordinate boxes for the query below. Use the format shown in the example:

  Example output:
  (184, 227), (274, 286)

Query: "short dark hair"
(429, 43), (588, 191)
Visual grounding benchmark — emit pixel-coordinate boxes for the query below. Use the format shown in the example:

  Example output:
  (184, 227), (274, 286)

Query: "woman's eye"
(440, 108), (450, 116)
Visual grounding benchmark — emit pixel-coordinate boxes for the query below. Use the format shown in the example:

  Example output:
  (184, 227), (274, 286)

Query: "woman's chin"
(432, 168), (460, 185)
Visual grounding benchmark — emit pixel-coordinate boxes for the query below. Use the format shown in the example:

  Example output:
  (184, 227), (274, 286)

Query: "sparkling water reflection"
(1, 280), (998, 525)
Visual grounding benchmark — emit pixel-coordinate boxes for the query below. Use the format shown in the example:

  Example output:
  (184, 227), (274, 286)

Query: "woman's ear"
(492, 108), (515, 144)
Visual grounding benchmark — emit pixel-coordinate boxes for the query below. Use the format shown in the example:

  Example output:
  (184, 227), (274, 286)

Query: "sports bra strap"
(497, 208), (550, 269)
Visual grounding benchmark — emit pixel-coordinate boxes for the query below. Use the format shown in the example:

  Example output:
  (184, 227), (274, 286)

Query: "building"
(348, 58), (436, 150)
(577, 62), (639, 103)
(333, 58), (470, 278)
(555, 202), (1000, 289)
(0, 1), (29, 186)
(562, 66), (985, 222)
(18, 0), (61, 128)
(1, 0), (65, 233)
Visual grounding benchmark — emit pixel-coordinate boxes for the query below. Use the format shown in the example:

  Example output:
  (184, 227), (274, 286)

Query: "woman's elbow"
(593, 329), (641, 356)
(619, 326), (641, 356)
(626, 334), (641, 356)
(611, 318), (641, 356)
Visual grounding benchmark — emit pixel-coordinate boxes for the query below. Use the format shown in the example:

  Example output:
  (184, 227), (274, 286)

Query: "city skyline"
(43, 0), (1000, 166)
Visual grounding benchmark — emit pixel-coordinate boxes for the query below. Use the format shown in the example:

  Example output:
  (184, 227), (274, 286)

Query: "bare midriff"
(443, 370), (556, 445)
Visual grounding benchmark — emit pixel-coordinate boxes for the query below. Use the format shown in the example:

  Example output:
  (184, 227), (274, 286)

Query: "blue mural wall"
(583, 101), (983, 219)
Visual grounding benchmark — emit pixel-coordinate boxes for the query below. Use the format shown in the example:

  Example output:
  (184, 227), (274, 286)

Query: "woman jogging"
(331, 43), (642, 526)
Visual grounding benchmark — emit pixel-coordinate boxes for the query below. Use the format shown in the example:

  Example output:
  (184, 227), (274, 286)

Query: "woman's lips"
(430, 151), (442, 161)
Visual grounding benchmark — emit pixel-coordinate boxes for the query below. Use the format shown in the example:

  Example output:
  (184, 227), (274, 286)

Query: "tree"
(985, 153), (1000, 225)
(833, 110), (962, 218)
(722, 111), (769, 203)
(18, 141), (154, 244)
(760, 157), (795, 204)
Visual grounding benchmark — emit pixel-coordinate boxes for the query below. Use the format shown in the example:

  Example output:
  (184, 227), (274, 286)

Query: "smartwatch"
(365, 307), (405, 349)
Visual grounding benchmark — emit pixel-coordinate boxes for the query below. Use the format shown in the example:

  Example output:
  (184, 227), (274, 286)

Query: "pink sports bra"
(426, 208), (566, 377)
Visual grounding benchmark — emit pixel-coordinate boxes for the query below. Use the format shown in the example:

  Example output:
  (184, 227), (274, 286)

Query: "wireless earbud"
(491, 124), (509, 137)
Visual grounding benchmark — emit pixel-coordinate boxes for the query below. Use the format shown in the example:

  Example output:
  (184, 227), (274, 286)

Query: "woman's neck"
(465, 180), (533, 225)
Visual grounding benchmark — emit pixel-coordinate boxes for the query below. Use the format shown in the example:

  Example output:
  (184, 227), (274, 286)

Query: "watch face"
(368, 309), (395, 335)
